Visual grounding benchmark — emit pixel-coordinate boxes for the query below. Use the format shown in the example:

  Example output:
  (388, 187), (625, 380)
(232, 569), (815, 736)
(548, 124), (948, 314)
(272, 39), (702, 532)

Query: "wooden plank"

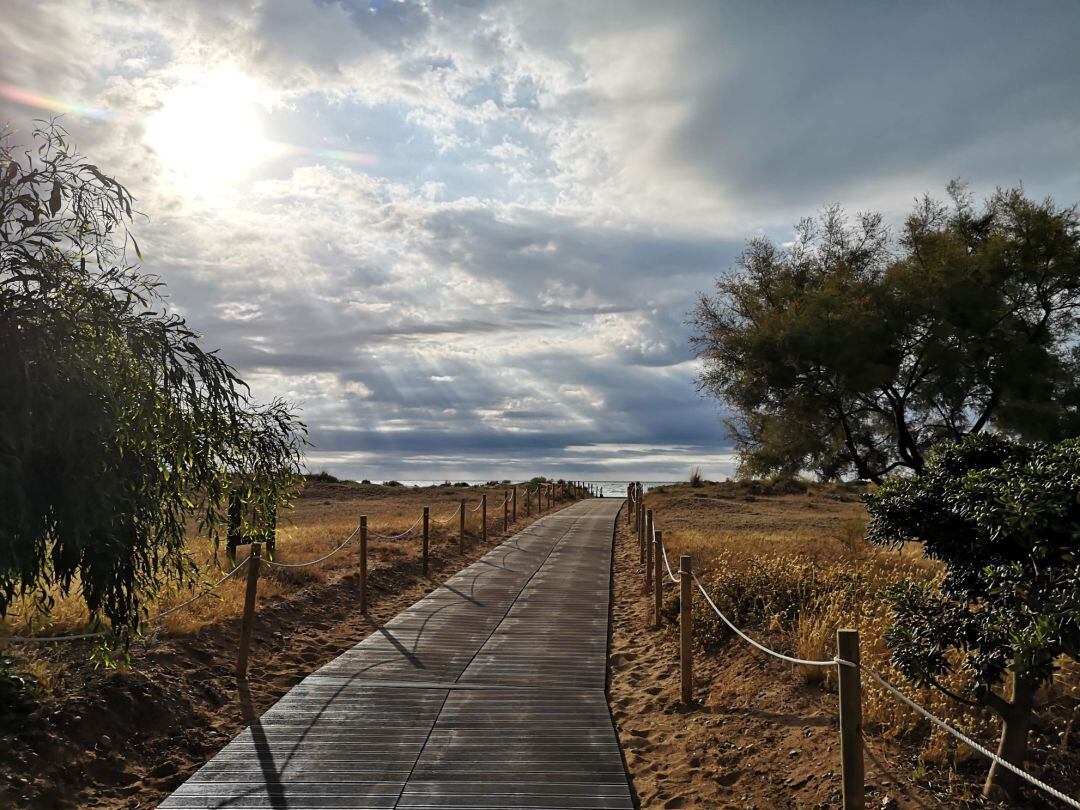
(161, 499), (632, 810)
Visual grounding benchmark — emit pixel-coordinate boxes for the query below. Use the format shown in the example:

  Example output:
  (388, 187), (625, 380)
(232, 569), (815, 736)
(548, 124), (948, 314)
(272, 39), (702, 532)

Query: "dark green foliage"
(692, 184), (1080, 482)
(306, 470), (339, 483)
(866, 434), (1080, 691)
(866, 434), (1080, 794)
(0, 122), (305, 642)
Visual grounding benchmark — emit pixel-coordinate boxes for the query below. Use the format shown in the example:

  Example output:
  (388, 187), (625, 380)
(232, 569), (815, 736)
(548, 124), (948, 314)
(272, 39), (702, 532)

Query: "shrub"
(866, 434), (1080, 799)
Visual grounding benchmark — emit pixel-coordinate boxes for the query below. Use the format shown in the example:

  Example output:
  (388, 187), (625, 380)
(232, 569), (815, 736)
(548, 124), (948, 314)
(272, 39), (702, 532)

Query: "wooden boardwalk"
(160, 498), (633, 809)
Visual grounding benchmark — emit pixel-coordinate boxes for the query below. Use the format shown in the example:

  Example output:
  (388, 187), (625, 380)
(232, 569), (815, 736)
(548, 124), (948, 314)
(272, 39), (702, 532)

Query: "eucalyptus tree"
(0, 122), (304, 644)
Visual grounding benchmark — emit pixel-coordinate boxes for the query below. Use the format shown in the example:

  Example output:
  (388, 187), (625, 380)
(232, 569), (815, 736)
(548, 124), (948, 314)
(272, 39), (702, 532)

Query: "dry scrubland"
(1, 479), (517, 639)
(636, 480), (1079, 806)
(0, 479), (564, 808)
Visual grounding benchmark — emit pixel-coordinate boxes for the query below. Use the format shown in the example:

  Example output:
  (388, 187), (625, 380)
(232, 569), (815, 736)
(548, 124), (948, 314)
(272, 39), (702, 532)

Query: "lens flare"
(0, 81), (113, 120)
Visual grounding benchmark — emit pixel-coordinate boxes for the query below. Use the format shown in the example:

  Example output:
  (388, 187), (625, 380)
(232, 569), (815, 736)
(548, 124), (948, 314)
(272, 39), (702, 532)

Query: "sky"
(2, 1), (1079, 482)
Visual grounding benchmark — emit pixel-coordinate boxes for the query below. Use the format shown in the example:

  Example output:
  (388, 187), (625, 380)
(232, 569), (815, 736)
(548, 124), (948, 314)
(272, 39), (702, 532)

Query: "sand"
(607, 516), (945, 809)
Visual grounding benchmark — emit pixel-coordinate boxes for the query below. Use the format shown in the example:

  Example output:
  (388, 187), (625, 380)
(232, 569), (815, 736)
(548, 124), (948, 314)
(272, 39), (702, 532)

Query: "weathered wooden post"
(227, 491), (242, 565)
(644, 509), (654, 591)
(680, 554), (693, 705)
(422, 506), (430, 576)
(627, 483), (633, 525)
(639, 496), (648, 562)
(481, 492), (488, 543)
(235, 542), (262, 679)
(265, 509), (277, 560)
(503, 490), (509, 532)
(653, 530), (664, 628)
(526, 487), (532, 516)
(512, 487), (517, 522)
(359, 515), (369, 613)
(459, 498), (466, 551)
(837, 629), (865, 810)
(638, 500), (645, 562)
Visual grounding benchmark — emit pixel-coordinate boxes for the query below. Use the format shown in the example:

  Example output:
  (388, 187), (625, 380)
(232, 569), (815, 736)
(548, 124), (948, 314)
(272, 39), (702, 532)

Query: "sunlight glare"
(145, 69), (273, 198)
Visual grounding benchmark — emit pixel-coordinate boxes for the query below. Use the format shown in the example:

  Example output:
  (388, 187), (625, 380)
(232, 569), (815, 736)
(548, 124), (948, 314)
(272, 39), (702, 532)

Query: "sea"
(391, 480), (676, 498)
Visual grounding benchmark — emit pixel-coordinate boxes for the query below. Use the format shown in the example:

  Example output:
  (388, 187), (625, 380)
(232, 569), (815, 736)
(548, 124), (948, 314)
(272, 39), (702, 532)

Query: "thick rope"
(692, 573), (837, 667)
(0, 628), (106, 643)
(657, 530), (679, 583)
(846, 660), (1080, 809)
(0, 557), (252, 643)
(263, 521), (362, 569)
(153, 558), (250, 619)
(432, 504), (461, 525)
(370, 513), (424, 540)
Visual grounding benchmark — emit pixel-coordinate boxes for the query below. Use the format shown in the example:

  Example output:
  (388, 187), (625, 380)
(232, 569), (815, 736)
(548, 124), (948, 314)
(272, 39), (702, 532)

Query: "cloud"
(2, 0), (1078, 479)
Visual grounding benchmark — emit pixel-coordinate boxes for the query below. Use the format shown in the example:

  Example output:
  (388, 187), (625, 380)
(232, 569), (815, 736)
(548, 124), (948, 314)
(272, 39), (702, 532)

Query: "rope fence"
(0, 480), (595, 677)
(629, 481), (1080, 810)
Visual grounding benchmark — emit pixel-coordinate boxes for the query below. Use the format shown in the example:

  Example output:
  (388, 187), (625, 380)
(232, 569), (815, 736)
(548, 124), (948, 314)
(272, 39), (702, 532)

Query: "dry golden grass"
(645, 479), (1077, 771)
(1, 481), (533, 639)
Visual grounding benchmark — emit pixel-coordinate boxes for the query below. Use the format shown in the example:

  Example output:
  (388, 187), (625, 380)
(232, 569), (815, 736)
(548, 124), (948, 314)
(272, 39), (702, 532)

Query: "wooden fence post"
(680, 554), (693, 705)
(512, 487), (517, 522)
(638, 502), (645, 563)
(644, 509), (654, 592)
(236, 542), (262, 679)
(482, 493), (488, 543)
(640, 498), (648, 562)
(837, 629), (865, 810)
(503, 490), (509, 532)
(653, 529), (664, 628)
(227, 491), (242, 565)
(526, 487), (531, 516)
(459, 498), (466, 551)
(359, 515), (368, 613)
(265, 509), (276, 560)
(422, 506), (430, 576)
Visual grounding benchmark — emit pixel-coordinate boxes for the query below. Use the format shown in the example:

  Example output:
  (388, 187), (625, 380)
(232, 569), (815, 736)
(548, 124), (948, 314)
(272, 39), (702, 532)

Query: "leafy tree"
(865, 434), (1080, 799)
(691, 184), (1080, 482)
(0, 122), (305, 644)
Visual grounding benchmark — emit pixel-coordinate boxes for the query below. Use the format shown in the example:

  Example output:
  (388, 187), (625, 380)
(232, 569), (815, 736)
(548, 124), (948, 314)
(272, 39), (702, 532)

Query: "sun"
(145, 69), (273, 199)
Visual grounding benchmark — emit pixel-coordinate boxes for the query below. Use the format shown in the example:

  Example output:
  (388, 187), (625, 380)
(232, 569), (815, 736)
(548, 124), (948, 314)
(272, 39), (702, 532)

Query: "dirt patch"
(608, 516), (946, 809)
(0, 498), (573, 809)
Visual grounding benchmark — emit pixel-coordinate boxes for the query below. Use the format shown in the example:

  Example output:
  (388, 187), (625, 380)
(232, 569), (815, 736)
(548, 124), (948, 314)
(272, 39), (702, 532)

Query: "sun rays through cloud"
(2, 0), (1078, 480)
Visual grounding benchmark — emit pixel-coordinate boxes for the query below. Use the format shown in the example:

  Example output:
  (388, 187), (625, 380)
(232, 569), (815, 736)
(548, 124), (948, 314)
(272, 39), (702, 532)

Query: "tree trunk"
(982, 674), (1038, 801)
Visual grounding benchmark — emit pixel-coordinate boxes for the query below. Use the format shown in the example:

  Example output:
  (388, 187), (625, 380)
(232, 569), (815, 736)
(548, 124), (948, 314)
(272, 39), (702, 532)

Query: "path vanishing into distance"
(161, 498), (634, 809)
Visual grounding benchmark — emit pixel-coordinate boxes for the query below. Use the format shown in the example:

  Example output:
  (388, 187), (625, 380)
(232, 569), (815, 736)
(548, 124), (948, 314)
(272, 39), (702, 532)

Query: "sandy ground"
(607, 515), (945, 809)
(0, 489), (575, 809)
